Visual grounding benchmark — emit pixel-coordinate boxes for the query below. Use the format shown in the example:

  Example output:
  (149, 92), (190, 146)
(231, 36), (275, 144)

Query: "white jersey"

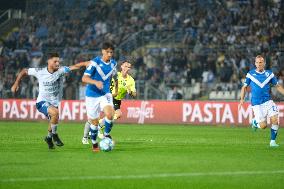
(28, 67), (70, 106)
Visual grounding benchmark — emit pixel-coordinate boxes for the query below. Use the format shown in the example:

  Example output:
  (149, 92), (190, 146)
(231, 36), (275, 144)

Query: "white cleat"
(270, 141), (279, 147)
(82, 137), (89, 144)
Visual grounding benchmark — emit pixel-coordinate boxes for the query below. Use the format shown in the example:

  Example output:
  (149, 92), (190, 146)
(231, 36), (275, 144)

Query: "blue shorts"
(36, 101), (54, 119)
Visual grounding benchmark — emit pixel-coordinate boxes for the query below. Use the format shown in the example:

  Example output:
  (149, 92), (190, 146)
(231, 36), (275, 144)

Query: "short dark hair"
(47, 52), (60, 59)
(102, 42), (114, 50)
(120, 56), (134, 65)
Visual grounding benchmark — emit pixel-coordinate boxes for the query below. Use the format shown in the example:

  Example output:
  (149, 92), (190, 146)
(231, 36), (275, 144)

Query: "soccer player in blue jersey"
(11, 52), (86, 149)
(238, 55), (284, 147)
(80, 42), (117, 152)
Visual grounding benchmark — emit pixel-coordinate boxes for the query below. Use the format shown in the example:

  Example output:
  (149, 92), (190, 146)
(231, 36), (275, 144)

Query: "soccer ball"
(99, 137), (114, 152)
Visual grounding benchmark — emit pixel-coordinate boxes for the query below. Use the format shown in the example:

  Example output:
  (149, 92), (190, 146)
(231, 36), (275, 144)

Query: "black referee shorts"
(113, 98), (121, 110)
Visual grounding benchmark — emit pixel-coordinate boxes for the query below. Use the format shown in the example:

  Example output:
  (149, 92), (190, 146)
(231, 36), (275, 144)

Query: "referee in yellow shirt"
(110, 60), (136, 119)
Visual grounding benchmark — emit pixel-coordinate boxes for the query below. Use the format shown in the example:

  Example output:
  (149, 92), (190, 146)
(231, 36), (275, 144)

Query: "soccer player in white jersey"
(11, 52), (85, 149)
(238, 55), (284, 147)
(80, 42), (117, 152)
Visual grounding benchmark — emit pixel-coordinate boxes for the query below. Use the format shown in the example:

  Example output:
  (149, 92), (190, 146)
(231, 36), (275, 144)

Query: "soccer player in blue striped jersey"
(238, 55), (284, 147)
(80, 42), (117, 152)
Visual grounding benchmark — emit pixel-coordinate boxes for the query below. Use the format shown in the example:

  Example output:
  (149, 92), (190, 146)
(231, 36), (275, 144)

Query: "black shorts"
(113, 98), (121, 110)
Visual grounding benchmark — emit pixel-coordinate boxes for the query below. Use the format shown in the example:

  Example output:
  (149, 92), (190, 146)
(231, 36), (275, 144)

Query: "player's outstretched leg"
(90, 124), (99, 152)
(82, 121), (91, 144)
(48, 107), (64, 147)
(270, 124), (279, 147)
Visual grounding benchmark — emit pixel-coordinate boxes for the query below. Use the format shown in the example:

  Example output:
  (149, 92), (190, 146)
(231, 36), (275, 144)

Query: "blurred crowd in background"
(0, 0), (283, 100)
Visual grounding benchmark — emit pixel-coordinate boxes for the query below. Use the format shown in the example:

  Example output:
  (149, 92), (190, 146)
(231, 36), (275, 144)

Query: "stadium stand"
(0, 0), (283, 100)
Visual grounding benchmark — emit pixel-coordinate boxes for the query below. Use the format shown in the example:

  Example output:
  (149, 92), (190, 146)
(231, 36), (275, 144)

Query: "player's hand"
(11, 83), (19, 93)
(126, 86), (131, 94)
(94, 81), (103, 90)
(238, 100), (244, 111)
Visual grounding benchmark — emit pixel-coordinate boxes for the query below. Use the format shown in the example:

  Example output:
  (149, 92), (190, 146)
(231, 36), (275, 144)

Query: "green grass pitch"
(0, 121), (283, 189)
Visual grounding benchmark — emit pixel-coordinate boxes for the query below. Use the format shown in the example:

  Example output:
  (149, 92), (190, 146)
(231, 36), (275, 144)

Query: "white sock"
(83, 121), (91, 138)
(271, 124), (279, 130)
(47, 131), (52, 138)
(51, 124), (58, 134)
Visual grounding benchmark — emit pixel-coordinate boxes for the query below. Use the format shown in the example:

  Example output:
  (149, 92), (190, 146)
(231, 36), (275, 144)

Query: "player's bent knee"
(48, 107), (59, 116)
(90, 119), (99, 125)
(259, 123), (267, 129)
(50, 111), (59, 119)
(270, 116), (279, 125)
(116, 112), (122, 119)
(105, 114), (113, 120)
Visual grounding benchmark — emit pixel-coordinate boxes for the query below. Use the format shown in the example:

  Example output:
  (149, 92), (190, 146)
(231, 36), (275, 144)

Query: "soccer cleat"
(270, 141), (279, 147)
(52, 134), (64, 146)
(44, 136), (55, 149)
(92, 143), (100, 152)
(82, 137), (89, 144)
(104, 134), (112, 139)
(251, 119), (258, 131)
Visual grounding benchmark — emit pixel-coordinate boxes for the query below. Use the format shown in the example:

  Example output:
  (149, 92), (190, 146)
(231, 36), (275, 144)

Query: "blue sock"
(270, 124), (279, 140)
(104, 117), (113, 135)
(90, 124), (98, 144)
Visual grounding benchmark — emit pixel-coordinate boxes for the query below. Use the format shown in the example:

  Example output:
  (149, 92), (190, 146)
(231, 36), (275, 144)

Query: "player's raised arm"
(238, 85), (247, 111)
(11, 68), (28, 93)
(69, 61), (91, 71)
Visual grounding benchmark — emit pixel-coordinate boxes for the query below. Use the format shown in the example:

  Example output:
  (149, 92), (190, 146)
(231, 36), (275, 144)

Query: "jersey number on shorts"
(107, 95), (111, 103)
(272, 106), (278, 112)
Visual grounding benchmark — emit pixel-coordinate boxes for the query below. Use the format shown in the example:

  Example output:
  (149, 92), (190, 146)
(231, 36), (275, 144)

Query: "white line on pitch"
(2, 170), (284, 183)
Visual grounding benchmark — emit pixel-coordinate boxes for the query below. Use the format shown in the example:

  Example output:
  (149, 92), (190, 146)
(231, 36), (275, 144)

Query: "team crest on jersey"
(265, 72), (270, 77)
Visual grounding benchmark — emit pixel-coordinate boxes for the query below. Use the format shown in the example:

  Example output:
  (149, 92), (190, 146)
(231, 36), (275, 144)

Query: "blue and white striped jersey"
(244, 69), (278, 105)
(84, 56), (117, 97)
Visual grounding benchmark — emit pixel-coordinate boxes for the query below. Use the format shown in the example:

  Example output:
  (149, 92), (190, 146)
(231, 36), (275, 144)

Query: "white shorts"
(252, 100), (279, 123)
(85, 93), (113, 119)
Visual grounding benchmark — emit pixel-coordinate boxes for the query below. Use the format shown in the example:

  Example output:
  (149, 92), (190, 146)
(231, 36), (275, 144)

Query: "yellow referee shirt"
(111, 72), (136, 100)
